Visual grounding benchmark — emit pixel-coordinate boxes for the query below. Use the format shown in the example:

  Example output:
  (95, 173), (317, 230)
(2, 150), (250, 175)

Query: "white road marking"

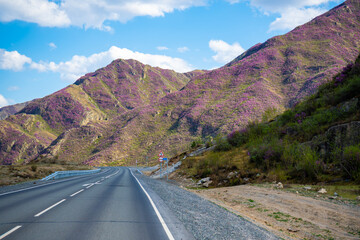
(0, 226), (22, 240)
(70, 189), (84, 197)
(130, 170), (175, 240)
(34, 199), (66, 217)
(86, 184), (94, 189)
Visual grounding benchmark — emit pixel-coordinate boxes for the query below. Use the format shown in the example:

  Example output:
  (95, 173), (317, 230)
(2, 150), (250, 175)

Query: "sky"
(0, 0), (344, 107)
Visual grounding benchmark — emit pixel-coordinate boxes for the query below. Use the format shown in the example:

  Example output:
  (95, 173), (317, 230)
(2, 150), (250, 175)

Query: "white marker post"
(158, 151), (164, 178)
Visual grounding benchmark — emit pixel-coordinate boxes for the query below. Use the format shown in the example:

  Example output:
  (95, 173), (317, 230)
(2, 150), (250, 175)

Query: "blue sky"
(0, 0), (343, 107)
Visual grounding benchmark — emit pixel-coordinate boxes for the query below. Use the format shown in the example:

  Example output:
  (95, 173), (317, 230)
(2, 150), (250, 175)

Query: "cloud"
(241, 0), (341, 31)
(209, 40), (245, 63)
(0, 94), (9, 107)
(49, 42), (57, 49)
(7, 86), (19, 91)
(177, 47), (189, 53)
(0, 0), (70, 27)
(157, 46), (169, 51)
(269, 7), (326, 31)
(30, 46), (194, 80)
(0, 0), (207, 30)
(0, 49), (32, 71)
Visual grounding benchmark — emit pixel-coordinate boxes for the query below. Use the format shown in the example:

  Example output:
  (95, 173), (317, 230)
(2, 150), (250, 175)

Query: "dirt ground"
(186, 183), (360, 240)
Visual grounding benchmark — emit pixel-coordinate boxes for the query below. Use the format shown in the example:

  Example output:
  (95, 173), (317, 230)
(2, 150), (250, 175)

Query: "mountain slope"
(0, 60), (193, 165)
(35, 0), (360, 166)
(1, 0), (360, 166)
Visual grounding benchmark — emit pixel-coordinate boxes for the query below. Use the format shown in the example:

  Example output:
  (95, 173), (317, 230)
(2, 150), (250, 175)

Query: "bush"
(214, 135), (232, 152)
(343, 144), (360, 182)
(228, 130), (248, 147)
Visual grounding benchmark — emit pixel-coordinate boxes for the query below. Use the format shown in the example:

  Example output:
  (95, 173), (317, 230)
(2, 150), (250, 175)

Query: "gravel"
(135, 171), (279, 240)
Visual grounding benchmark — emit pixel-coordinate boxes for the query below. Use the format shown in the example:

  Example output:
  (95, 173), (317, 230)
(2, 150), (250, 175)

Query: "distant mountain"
(0, 0), (360, 166)
(0, 102), (29, 120)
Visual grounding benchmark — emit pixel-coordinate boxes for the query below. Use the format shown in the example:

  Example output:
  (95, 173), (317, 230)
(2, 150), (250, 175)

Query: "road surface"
(0, 167), (174, 240)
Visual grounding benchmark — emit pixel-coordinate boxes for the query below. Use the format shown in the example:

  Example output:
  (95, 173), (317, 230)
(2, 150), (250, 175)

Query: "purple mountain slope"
(1, 0), (360, 166)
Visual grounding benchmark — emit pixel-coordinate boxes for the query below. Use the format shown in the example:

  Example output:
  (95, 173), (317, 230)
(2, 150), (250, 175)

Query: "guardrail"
(41, 169), (101, 181)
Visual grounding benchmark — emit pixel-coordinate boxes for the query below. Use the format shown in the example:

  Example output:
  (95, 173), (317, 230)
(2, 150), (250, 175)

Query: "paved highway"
(0, 167), (174, 240)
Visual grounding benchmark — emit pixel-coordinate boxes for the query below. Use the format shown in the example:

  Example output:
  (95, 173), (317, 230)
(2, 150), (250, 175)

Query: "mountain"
(0, 59), (195, 164)
(1, 0), (360, 166)
(182, 52), (360, 184)
(0, 102), (29, 120)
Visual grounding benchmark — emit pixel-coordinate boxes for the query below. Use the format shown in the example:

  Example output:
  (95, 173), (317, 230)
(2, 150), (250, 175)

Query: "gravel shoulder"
(134, 171), (279, 240)
(190, 184), (360, 240)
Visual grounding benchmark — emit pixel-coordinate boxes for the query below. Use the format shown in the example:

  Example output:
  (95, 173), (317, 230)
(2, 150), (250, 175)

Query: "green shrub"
(214, 135), (232, 152)
(343, 144), (360, 182)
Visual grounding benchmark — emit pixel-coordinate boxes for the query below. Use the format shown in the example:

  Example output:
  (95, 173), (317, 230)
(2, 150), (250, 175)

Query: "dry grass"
(0, 164), (93, 186)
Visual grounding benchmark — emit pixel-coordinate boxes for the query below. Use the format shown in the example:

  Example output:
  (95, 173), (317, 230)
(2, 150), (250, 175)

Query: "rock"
(276, 182), (283, 189)
(318, 188), (327, 194)
(329, 196), (337, 200)
(203, 180), (213, 188)
(197, 177), (211, 185)
(304, 186), (312, 190)
(356, 196), (360, 201)
(227, 172), (236, 179)
(334, 192), (338, 196)
(256, 173), (261, 177)
(287, 228), (299, 232)
(296, 191), (299, 194)
(243, 178), (250, 182)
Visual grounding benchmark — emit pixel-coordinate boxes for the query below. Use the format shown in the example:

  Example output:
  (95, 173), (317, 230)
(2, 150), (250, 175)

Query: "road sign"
(158, 152), (164, 157)
(162, 158), (168, 162)
(158, 157), (163, 162)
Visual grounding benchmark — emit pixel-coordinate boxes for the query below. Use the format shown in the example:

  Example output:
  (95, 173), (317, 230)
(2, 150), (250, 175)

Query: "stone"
(334, 192), (338, 196)
(356, 196), (360, 201)
(318, 188), (327, 194)
(243, 178), (250, 182)
(227, 172), (236, 179)
(304, 186), (312, 190)
(256, 173), (261, 177)
(197, 177), (211, 185)
(287, 228), (299, 232)
(203, 180), (213, 188)
(276, 182), (284, 189)
(329, 196), (337, 200)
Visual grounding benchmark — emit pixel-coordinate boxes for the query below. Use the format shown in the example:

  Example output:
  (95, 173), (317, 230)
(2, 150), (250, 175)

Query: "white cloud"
(0, 0), (207, 30)
(0, 0), (70, 27)
(0, 49), (32, 71)
(49, 42), (57, 49)
(269, 7), (326, 31)
(209, 40), (245, 63)
(244, 0), (342, 31)
(7, 86), (19, 91)
(157, 46), (169, 51)
(30, 46), (194, 80)
(0, 94), (9, 107)
(177, 47), (189, 53)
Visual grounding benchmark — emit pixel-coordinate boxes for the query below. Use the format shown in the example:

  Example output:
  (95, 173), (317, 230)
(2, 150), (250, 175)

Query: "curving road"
(0, 167), (174, 240)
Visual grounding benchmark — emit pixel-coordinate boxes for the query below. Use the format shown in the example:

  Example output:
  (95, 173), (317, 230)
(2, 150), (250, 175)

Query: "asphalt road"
(0, 167), (174, 240)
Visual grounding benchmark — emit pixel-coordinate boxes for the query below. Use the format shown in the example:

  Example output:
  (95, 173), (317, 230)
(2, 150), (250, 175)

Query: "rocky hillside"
(0, 102), (29, 120)
(0, 60), (194, 165)
(1, 0), (360, 166)
(183, 52), (360, 184)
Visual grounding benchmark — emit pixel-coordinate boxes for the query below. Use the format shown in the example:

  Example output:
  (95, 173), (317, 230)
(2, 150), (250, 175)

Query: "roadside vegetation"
(0, 164), (93, 186)
(181, 54), (360, 185)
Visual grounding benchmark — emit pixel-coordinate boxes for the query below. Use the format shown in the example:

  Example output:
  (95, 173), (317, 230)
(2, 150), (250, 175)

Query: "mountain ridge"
(1, 0), (360, 166)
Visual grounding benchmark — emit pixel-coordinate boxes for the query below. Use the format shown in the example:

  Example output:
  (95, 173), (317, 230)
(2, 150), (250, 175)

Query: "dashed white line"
(86, 184), (94, 189)
(130, 170), (175, 240)
(34, 199), (66, 217)
(0, 226), (22, 240)
(70, 189), (84, 197)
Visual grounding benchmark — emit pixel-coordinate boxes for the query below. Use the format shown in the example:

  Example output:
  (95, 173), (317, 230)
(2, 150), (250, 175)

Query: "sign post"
(163, 158), (169, 181)
(158, 152), (164, 178)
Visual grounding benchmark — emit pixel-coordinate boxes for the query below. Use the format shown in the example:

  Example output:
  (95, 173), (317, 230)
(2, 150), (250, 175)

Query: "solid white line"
(34, 199), (66, 217)
(0, 226), (22, 240)
(130, 170), (175, 240)
(70, 189), (84, 197)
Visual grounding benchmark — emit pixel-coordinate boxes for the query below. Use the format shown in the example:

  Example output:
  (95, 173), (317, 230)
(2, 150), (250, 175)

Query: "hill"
(182, 53), (360, 184)
(0, 0), (360, 166)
